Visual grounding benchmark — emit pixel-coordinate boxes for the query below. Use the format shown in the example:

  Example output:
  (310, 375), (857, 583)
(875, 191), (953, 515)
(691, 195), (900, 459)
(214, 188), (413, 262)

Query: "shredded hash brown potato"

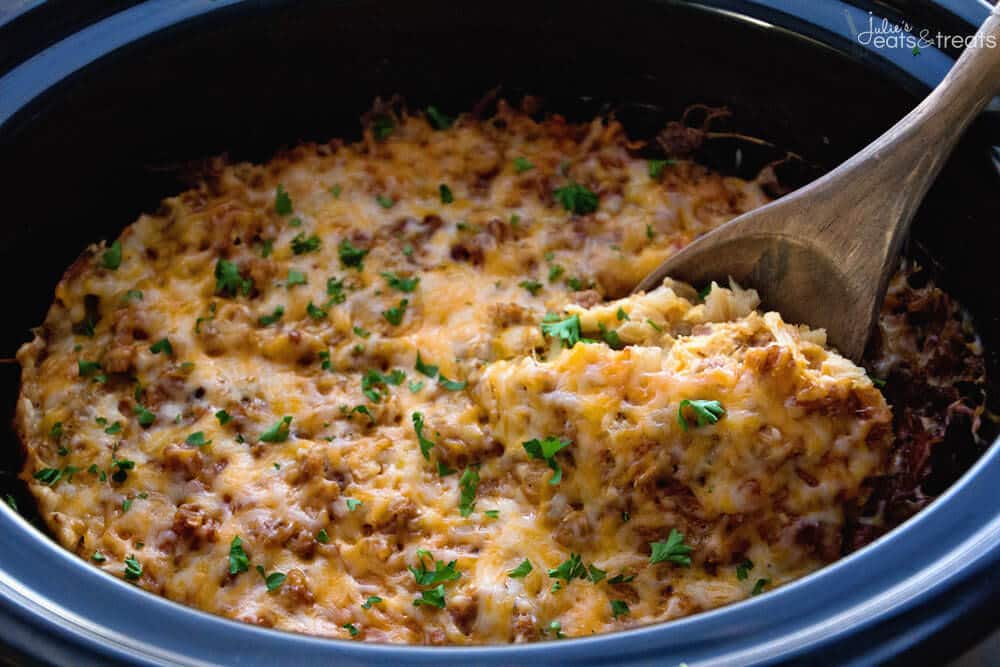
(14, 101), (985, 643)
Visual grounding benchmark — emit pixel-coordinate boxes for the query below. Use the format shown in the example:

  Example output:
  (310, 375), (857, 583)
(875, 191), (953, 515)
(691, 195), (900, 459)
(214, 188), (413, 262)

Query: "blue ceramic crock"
(0, 1), (997, 664)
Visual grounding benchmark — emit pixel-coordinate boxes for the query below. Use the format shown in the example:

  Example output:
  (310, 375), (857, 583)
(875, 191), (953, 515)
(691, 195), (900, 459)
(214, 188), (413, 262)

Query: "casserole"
(0, 0), (998, 664)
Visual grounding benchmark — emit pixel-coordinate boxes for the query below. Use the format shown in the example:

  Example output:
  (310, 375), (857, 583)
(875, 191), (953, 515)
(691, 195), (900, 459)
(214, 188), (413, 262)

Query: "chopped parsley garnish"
(736, 558), (754, 581)
(541, 313), (582, 348)
(437, 375), (466, 391)
(215, 410), (232, 426)
(648, 158), (674, 179)
(599, 323), (623, 350)
(344, 623), (359, 637)
(611, 600), (630, 619)
(50, 422), (63, 439)
(149, 338), (173, 356)
(383, 299), (409, 325)
(413, 584), (446, 608)
(372, 114), (395, 140)
(415, 352), (439, 378)
(587, 564), (607, 583)
(409, 380), (424, 393)
(361, 368), (405, 402)
(286, 269), (307, 287)
(437, 461), (455, 477)
(439, 184), (454, 204)
(513, 157), (535, 174)
(458, 466), (479, 517)
(101, 241), (122, 270)
(275, 185), (293, 215)
(319, 350), (333, 371)
(265, 571), (287, 592)
(484, 509), (499, 519)
(565, 276), (584, 291)
(548, 263), (565, 282)
(522, 436), (571, 484)
(375, 194), (395, 209)
(650, 528), (693, 566)
(519, 280), (543, 296)
(345, 498), (362, 511)
(351, 404), (374, 423)
(616, 307), (630, 321)
(412, 412), (436, 459)
(124, 555), (143, 581)
(545, 620), (565, 639)
(214, 259), (252, 297)
(111, 457), (135, 483)
(259, 416), (292, 443)
(353, 325), (370, 338)
(409, 552), (461, 586)
(380, 271), (420, 293)
(185, 431), (211, 447)
(104, 421), (122, 435)
(339, 240), (369, 270)
(871, 375), (887, 389)
(306, 301), (328, 320)
(78, 360), (102, 377)
(362, 595), (383, 609)
(608, 572), (635, 585)
(122, 497), (134, 513)
(261, 239), (274, 258)
(548, 553), (587, 582)
(553, 181), (599, 215)
(647, 318), (663, 332)
(258, 305), (285, 326)
(316, 529), (329, 544)
(326, 276), (347, 304)
(123, 289), (143, 302)
(289, 217), (303, 228)
(3, 495), (15, 512)
(91, 551), (106, 563)
(33, 468), (62, 485)
(509, 559), (533, 578)
(425, 105), (453, 130)
(751, 578), (770, 596)
(291, 232), (321, 255)
(677, 399), (725, 431)
(646, 223), (655, 240)
(330, 184), (342, 199)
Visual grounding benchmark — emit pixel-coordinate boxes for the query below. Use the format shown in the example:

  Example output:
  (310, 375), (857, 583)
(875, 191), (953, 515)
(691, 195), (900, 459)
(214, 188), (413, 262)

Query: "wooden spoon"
(635, 6), (1000, 362)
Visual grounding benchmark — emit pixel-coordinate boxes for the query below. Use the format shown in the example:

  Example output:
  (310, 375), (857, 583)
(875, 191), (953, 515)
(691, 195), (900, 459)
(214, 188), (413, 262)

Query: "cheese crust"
(17, 103), (899, 643)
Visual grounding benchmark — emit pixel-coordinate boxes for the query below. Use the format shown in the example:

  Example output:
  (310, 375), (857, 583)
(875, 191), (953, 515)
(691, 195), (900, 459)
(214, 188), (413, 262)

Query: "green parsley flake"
(124, 555), (142, 581)
(677, 399), (725, 431)
(617, 307), (630, 321)
(439, 184), (454, 204)
(353, 325), (371, 338)
(338, 240), (369, 270)
(648, 158), (674, 179)
(149, 338), (173, 355)
(548, 553), (587, 582)
(380, 271), (420, 293)
(50, 422), (64, 439)
(438, 375), (466, 391)
(752, 578), (770, 596)
(383, 299), (409, 325)
(185, 431), (211, 447)
(104, 421), (122, 435)
(541, 313), (582, 348)
(458, 466), (479, 517)
(736, 558), (754, 581)
(508, 559), (533, 578)
(345, 498), (362, 511)
(415, 352), (439, 378)
(134, 404), (156, 427)
(91, 551), (106, 563)
(101, 241), (122, 270)
(258, 305), (285, 326)
(316, 528), (329, 544)
(215, 410), (232, 426)
(78, 360), (102, 377)
(265, 572), (287, 592)
(291, 233), (321, 255)
(259, 416), (292, 443)
(375, 194), (395, 209)
(372, 114), (395, 140)
(650, 528), (693, 566)
(437, 461), (456, 477)
(426, 106), (454, 130)
(330, 184), (342, 199)
(553, 181), (599, 215)
(275, 184), (293, 215)
(306, 301), (328, 320)
(362, 595), (383, 609)
(513, 157), (535, 173)
(611, 600), (630, 618)
(286, 269), (307, 287)
(413, 584), (447, 608)
(409, 552), (461, 586)
(522, 436), (571, 485)
(412, 412), (436, 460)
(519, 280), (543, 296)
(214, 259), (253, 297)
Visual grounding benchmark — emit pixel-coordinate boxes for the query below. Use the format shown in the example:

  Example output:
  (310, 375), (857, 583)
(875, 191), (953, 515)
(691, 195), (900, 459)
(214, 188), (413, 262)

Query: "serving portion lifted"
(14, 102), (979, 643)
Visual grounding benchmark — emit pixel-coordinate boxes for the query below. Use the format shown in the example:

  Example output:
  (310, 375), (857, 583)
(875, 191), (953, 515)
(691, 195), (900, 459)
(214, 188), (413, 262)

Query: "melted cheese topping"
(16, 104), (892, 644)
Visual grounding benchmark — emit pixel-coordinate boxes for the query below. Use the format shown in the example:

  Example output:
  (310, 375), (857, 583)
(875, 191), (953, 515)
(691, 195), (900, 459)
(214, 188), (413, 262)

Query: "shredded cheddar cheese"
(16, 102), (895, 644)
